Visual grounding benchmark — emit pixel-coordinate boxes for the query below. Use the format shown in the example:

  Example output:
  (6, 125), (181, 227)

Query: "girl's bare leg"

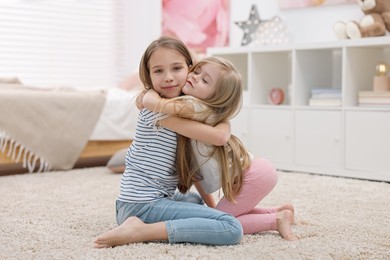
(246, 203), (294, 215)
(93, 216), (168, 248)
(247, 203), (296, 224)
(276, 210), (298, 241)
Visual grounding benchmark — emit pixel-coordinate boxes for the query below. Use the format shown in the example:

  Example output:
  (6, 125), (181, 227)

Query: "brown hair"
(138, 36), (193, 90)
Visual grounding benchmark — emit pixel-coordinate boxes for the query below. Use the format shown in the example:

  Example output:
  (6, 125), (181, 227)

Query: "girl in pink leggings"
(143, 56), (297, 240)
(216, 157), (294, 236)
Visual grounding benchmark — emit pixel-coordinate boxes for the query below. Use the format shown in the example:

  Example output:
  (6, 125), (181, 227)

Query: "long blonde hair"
(175, 56), (251, 202)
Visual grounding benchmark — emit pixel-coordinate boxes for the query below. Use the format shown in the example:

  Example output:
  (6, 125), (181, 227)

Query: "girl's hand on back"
(136, 90), (147, 110)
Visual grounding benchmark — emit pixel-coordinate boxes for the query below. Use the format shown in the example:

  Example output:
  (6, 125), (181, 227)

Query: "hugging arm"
(159, 116), (230, 146)
(143, 89), (195, 118)
(135, 89), (148, 110)
(194, 181), (217, 208)
(144, 89), (231, 146)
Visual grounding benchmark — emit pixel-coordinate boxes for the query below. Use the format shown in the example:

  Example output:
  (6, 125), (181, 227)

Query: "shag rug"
(0, 167), (389, 260)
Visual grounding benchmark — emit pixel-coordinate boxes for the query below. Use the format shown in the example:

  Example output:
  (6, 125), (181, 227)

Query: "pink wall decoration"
(162, 0), (230, 54)
(279, 0), (355, 9)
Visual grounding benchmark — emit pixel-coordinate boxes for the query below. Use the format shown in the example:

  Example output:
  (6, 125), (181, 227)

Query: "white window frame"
(0, 0), (125, 89)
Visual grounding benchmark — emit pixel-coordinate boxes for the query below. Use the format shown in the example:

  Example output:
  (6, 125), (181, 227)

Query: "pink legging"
(216, 158), (278, 234)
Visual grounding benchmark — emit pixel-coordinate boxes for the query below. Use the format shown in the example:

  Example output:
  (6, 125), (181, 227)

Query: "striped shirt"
(117, 109), (178, 203)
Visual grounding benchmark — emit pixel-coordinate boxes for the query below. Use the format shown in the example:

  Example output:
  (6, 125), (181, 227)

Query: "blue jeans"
(171, 190), (204, 204)
(116, 196), (243, 245)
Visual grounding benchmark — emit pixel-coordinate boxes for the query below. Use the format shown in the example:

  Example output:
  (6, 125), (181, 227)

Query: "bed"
(0, 82), (139, 175)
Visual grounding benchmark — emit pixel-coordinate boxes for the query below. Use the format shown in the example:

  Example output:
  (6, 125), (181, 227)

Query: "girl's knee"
(230, 218), (243, 244)
(251, 158), (278, 186)
(232, 219), (244, 245)
(223, 215), (243, 245)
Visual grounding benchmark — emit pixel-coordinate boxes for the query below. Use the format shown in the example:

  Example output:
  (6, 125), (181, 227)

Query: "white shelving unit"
(208, 37), (390, 182)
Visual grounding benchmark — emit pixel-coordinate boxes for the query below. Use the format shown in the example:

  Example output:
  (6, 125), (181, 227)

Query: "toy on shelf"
(358, 61), (390, 106)
(268, 88), (285, 105)
(235, 5), (291, 46)
(333, 0), (390, 40)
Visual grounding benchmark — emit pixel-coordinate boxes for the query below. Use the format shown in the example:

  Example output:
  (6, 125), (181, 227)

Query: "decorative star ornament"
(249, 16), (292, 46)
(234, 5), (263, 46)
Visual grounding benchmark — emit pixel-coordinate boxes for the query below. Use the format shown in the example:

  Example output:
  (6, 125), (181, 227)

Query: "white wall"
(229, 0), (361, 46)
(123, 0), (362, 73)
(123, 1), (162, 76)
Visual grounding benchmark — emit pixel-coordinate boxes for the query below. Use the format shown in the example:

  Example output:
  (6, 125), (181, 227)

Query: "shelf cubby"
(250, 51), (291, 106)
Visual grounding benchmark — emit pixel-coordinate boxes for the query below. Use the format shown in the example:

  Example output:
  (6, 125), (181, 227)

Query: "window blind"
(0, 0), (125, 88)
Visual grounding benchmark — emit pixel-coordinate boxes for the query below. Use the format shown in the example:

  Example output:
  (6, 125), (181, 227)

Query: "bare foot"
(276, 210), (298, 241)
(277, 203), (294, 214)
(277, 204), (297, 224)
(93, 216), (145, 248)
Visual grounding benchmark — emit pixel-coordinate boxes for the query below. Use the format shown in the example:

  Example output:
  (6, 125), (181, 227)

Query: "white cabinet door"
(248, 108), (293, 164)
(231, 106), (249, 147)
(345, 111), (390, 173)
(295, 110), (342, 168)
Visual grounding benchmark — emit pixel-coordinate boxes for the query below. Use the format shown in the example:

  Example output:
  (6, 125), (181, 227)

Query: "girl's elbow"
(214, 132), (230, 146)
(143, 100), (153, 110)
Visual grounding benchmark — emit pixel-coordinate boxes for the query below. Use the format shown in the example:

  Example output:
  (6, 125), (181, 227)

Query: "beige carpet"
(0, 167), (389, 259)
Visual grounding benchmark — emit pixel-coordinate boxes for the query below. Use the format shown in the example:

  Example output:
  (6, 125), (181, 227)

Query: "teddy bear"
(333, 0), (390, 40)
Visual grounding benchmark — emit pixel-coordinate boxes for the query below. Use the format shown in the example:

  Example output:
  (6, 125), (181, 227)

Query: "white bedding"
(90, 87), (140, 141)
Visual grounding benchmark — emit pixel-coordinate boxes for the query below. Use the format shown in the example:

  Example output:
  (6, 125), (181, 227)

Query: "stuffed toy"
(334, 0), (390, 40)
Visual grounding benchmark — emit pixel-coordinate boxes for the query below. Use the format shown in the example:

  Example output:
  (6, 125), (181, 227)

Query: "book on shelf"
(358, 97), (390, 104)
(358, 91), (390, 106)
(311, 88), (341, 94)
(358, 103), (390, 107)
(311, 88), (341, 99)
(308, 98), (341, 106)
(358, 91), (390, 98)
